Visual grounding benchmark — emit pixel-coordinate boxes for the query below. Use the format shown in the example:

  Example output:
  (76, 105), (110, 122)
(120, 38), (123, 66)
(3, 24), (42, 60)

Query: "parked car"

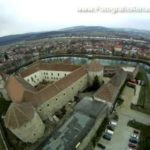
(105, 129), (114, 135)
(126, 147), (135, 150)
(129, 137), (138, 144)
(128, 79), (138, 84)
(131, 133), (139, 140)
(107, 125), (115, 131)
(97, 143), (106, 149)
(103, 133), (112, 141)
(133, 130), (139, 135)
(109, 120), (117, 127)
(127, 82), (136, 88)
(128, 143), (138, 149)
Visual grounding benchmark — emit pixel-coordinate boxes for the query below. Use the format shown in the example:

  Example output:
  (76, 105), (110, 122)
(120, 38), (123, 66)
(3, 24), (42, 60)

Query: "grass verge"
(132, 69), (150, 114)
(92, 117), (109, 146)
(0, 137), (5, 150)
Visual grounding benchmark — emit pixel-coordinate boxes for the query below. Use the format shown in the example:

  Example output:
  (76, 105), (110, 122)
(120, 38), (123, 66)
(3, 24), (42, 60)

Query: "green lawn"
(134, 69), (150, 114)
(0, 137), (5, 150)
(92, 117), (109, 146)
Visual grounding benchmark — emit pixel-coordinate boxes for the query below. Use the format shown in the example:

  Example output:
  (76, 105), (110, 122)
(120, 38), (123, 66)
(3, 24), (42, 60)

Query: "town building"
(3, 60), (104, 143)
(114, 45), (123, 52)
(114, 44), (123, 55)
(42, 97), (108, 150)
(4, 102), (45, 143)
(104, 65), (139, 80)
(94, 69), (127, 109)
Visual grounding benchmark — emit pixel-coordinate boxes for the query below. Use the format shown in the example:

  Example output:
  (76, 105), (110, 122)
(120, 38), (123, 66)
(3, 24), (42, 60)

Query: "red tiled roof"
(4, 102), (35, 129)
(27, 67), (87, 107)
(6, 76), (36, 103)
(115, 45), (123, 49)
(94, 69), (127, 103)
(6, 66), (88, 107)
(6, 61), (105, 107)
(20, 62), (80, 77)
(87, 60), (103, 72)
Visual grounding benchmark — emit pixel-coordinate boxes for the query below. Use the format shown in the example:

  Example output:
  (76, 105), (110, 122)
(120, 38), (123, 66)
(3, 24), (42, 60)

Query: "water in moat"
(43, 57), (150, 78)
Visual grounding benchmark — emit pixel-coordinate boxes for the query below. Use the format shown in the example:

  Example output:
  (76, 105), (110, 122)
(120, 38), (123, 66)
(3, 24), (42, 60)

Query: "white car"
(126, 148), (135, 150)
(105, 129), (114, 135)
(109, 120), (117, 127)
(131, 133), (139, 140)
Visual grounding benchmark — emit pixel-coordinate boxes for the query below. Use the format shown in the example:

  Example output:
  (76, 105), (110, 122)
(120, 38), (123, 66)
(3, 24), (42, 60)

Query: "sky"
(0, 0), (150, 37)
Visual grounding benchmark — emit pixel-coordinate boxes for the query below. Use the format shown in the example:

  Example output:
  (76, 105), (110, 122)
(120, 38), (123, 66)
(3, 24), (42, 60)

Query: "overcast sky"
(0, 0), (150, 37)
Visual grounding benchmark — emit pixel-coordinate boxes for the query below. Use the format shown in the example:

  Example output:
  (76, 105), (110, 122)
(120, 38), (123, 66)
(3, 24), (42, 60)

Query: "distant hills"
(0, 26), (150, 46)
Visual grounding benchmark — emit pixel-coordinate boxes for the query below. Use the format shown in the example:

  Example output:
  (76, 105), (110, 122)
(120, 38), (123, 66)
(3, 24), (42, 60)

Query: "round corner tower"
(4, 102), (45, 143)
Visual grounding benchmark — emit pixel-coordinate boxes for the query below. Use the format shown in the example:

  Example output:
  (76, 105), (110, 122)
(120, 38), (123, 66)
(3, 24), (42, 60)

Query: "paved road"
(95, 86), (150, 150)
(119, 86), (150, 125)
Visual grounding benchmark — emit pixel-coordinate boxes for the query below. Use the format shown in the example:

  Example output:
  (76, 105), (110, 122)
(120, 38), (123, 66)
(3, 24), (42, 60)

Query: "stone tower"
(4, 102), (45, 143)
(87, 60), (103, 86)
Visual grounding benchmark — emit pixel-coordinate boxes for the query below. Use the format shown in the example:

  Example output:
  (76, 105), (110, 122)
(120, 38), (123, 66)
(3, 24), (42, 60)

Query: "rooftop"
(86, 60), (103, 72)
(4, 102), (35, 129)
(74, 97), (108, 118)
(42, 112), (94, 150)
(20, 61), (80, 78)
(94, 69), (127, 103)
(42, 97), (108, 150)
(6, 65), (88, 107)
(6, 61), (103, 107)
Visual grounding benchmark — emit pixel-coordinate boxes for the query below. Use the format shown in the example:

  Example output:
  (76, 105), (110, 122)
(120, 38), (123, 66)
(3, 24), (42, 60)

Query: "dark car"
(129, 138), (138, 144)
(107, 125), (115, 131)
(133, 130), (139, 134)
(102, 133), (112, 141)
(97, 143), (106, 149)
(128, 143), (137, 149)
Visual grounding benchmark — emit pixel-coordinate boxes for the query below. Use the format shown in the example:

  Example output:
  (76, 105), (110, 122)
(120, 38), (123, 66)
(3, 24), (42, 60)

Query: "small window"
(51, 73), (53, 76)
(56, 98), (58, 101)
(47, 104), (49, 107)
(65, 74), (67, 76)
(58, 73), (59, 76)
(63, 93), (65, 96)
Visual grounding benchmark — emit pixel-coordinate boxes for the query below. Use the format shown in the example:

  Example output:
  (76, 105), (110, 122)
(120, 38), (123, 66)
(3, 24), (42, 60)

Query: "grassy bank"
(92, 117), (109, 146)
(134, 69), (150, 114)
(0, 138), (5, 150)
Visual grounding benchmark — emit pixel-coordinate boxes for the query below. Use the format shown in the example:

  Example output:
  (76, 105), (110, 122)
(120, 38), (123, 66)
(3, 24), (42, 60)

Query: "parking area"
(94, 85), (150, 150)
(96, 119), (133, 150)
